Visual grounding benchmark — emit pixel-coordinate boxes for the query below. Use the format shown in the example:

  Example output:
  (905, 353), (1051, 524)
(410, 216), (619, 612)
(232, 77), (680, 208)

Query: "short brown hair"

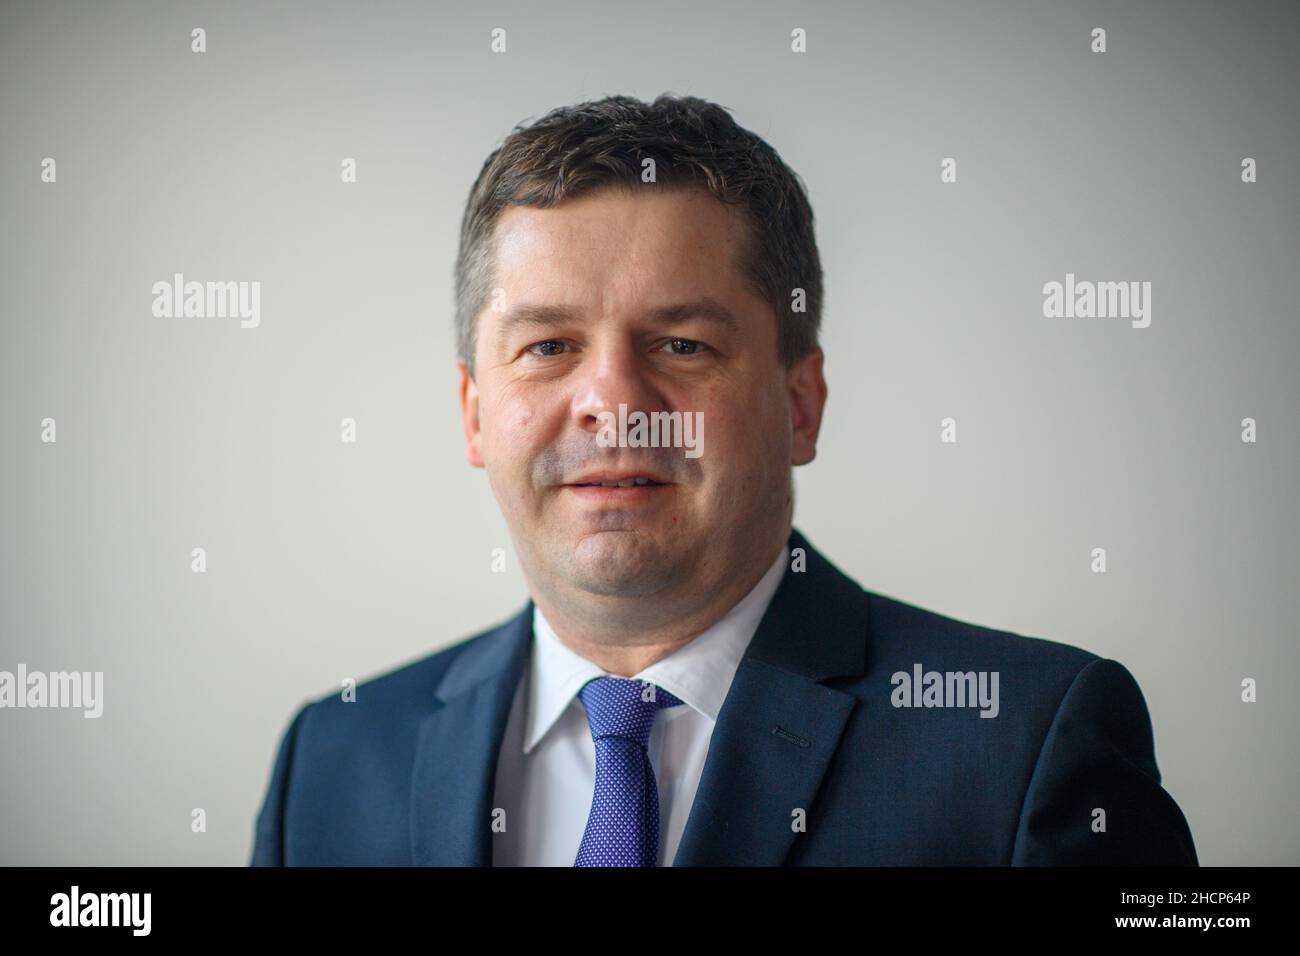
(453, 94), (823, 377)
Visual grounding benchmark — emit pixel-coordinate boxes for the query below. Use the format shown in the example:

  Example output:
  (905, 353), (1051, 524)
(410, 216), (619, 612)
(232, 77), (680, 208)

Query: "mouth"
(562, 473), (671, 501)
(568, 477), (665, 488)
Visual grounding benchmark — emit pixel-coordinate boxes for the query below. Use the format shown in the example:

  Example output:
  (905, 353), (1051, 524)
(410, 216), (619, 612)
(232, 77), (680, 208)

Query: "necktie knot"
(577, 676), (684, 748)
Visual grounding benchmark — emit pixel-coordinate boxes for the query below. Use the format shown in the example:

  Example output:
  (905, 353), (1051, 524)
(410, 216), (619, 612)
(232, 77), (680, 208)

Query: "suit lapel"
(409, 604), (532, 866)
(672, 528), (869, 865)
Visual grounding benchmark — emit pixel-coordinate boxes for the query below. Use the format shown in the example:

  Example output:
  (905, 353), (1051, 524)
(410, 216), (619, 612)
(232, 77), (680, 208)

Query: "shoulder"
(864, 589), (1101, 691)
(791, 528), (1100, 697)
(856, 589), (1122, 732)
(851, 589), (1163, 770)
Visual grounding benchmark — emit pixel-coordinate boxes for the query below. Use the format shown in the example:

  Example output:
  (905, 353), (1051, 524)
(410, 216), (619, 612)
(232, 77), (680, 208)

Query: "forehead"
(486, 185), (753, 313)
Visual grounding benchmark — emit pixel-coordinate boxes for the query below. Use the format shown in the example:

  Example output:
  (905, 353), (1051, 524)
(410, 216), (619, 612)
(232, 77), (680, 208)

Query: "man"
(251, 94), (1197, 866)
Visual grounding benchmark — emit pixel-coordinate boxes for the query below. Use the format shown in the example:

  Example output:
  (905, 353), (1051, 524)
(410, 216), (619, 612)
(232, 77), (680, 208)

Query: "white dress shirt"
(491, 543), (790, 866)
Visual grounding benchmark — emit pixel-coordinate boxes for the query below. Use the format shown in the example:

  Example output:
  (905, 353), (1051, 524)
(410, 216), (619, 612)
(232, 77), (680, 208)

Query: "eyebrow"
(494, 297), (740, 340)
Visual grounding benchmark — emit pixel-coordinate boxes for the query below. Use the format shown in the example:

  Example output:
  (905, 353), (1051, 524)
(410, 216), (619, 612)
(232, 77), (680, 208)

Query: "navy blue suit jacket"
(250, 527), (1197, 865)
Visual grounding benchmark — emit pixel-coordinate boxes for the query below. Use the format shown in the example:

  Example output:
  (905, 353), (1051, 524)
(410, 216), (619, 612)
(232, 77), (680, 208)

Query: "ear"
(458, 358), (485, 468)
(787, 348), (827, 467)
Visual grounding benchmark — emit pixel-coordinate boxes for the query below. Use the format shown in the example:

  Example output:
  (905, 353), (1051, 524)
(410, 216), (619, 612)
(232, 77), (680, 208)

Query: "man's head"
(455, 94), (827, 624)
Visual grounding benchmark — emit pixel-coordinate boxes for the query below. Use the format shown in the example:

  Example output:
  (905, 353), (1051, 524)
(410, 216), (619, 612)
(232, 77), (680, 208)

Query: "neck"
(529, 533), (787, 677)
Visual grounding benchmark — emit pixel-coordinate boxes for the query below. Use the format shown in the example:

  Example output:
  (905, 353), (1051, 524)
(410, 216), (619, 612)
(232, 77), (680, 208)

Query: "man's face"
(458, 185), (825, 605)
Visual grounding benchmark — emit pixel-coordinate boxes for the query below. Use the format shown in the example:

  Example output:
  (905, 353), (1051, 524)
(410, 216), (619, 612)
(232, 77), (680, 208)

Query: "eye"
(527, 340), (569, 357)
(659, 338), (709, 356)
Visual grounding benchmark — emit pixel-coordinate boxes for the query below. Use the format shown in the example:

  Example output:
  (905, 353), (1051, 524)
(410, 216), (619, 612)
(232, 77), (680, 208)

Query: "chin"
(572, 567), (670, 598)
(567, 540), (676, 597)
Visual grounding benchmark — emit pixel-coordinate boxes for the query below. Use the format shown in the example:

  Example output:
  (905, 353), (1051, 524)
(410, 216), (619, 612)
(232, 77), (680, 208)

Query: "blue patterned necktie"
(574, 676), (685, 866)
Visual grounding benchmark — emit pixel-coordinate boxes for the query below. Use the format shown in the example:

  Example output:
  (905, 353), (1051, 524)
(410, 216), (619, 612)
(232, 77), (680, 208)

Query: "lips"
(561, 470), (671, 503)
(570, 477), (663, 488)
(565, 472), (669, 487)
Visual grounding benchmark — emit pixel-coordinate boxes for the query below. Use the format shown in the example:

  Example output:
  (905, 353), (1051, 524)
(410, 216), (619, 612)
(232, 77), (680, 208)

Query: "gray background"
(1, 0), (1296, 865)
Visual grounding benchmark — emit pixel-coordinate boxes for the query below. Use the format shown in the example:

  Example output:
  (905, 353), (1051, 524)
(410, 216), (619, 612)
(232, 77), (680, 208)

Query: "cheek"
(482, 392), (549, 481)
(701, 393), (788, 483)
(506, 405), (533, 435)
(702, 398), (769, 455)
(498, 379), (547, 432)
(482, 392), (532, 445)
(685, 408), (742, 497)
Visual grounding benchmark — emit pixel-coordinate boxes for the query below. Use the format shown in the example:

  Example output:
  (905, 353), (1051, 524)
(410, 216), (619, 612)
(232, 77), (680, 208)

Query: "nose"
(571, 339), (668, 437)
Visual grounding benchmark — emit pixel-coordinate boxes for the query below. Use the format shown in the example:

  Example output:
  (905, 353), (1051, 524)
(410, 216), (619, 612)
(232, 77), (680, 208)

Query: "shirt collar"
(522, 543), (790, 754)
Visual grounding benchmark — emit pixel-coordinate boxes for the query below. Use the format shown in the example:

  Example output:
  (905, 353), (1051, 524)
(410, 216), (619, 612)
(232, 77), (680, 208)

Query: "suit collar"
(738, 527), (869, 683)
(409, 526), (870, 866)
